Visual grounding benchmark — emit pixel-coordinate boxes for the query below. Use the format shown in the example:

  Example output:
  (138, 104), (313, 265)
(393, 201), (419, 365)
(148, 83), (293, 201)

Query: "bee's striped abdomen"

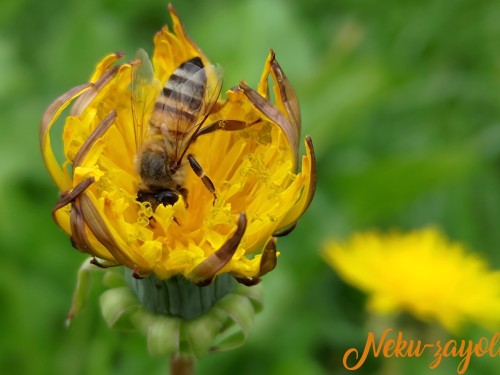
(150, 57), (207, 133)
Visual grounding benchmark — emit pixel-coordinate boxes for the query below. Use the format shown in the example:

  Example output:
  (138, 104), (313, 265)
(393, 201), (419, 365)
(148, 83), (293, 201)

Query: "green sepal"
(212, 283), (264, 351)
(66, 258), (95, 326)
(212, 293), (255, 351)
(95, 269), (264, 358)
(184, 306), (226, 357)
(144, 314), (181, 356)
(100, 286), (140, 331)
(102, 268), (126, 288)
(235, 283), (264, 313)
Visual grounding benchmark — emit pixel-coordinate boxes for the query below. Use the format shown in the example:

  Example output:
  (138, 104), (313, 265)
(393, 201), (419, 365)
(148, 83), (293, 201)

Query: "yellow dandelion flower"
(40, 5), (315, 286)
(323, 228), (500, 332)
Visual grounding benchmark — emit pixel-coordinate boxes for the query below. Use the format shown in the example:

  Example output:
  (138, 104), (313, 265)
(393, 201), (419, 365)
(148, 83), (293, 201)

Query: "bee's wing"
(131, 48), (162, 153)
(160, 63), (223, 163)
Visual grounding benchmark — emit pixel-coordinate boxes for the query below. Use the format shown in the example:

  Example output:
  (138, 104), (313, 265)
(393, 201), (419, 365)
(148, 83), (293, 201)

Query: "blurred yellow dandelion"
(323, 227), (500, 332)
(41, 5), (315, 286)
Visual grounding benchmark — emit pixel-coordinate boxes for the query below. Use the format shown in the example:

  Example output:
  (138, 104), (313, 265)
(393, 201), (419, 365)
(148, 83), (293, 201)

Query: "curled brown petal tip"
(73, 110), (117, 167)
(51, 177), (96, 254)
(258, 237), (277, 277)
(238, 82), (300, 169)
(70, 200), (93, 254)
(271, 136), (316, 232)
(190, 213), (247, 286)
(272, 221), (297, 237)
(303, 136), (317, 213)
(269, 53), (301, 144)
(132, 265), (145, 279)
(78, 194), (133, 268)
(71, 66), (120, 117)
(40, 83), (93, 152)
(52, 177), (95, 217)
(90, 257), (119, 268)
(234, 276), (261, 286)
(168, 2), (176, 14)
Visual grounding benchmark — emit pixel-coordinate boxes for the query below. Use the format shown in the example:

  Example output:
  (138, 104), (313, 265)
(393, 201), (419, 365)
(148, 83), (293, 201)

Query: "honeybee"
(131, 49), (223, 209)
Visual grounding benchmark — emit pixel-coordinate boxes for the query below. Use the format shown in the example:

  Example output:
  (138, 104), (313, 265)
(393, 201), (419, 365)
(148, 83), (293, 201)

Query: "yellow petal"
(41, 83), (93, 190)
(89, 52), (125, 83)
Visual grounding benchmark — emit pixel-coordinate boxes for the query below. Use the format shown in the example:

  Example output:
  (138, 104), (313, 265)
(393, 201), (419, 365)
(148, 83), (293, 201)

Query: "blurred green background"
(1, 0), (500, 374)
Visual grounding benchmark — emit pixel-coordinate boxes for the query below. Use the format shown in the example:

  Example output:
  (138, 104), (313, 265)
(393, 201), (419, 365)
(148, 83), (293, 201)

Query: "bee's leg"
(137, 190), (160, 210)
(187, 154), (217, 204)
(195, 119), (262, 138)
(178, 187), (189, 208)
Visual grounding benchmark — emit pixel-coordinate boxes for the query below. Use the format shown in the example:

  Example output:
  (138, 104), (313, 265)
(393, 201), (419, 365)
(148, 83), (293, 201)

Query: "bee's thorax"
(137, 143), (185, 191)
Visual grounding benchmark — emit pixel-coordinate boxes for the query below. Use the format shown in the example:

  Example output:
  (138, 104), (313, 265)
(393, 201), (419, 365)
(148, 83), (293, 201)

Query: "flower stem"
(170, 353), (195, 375)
